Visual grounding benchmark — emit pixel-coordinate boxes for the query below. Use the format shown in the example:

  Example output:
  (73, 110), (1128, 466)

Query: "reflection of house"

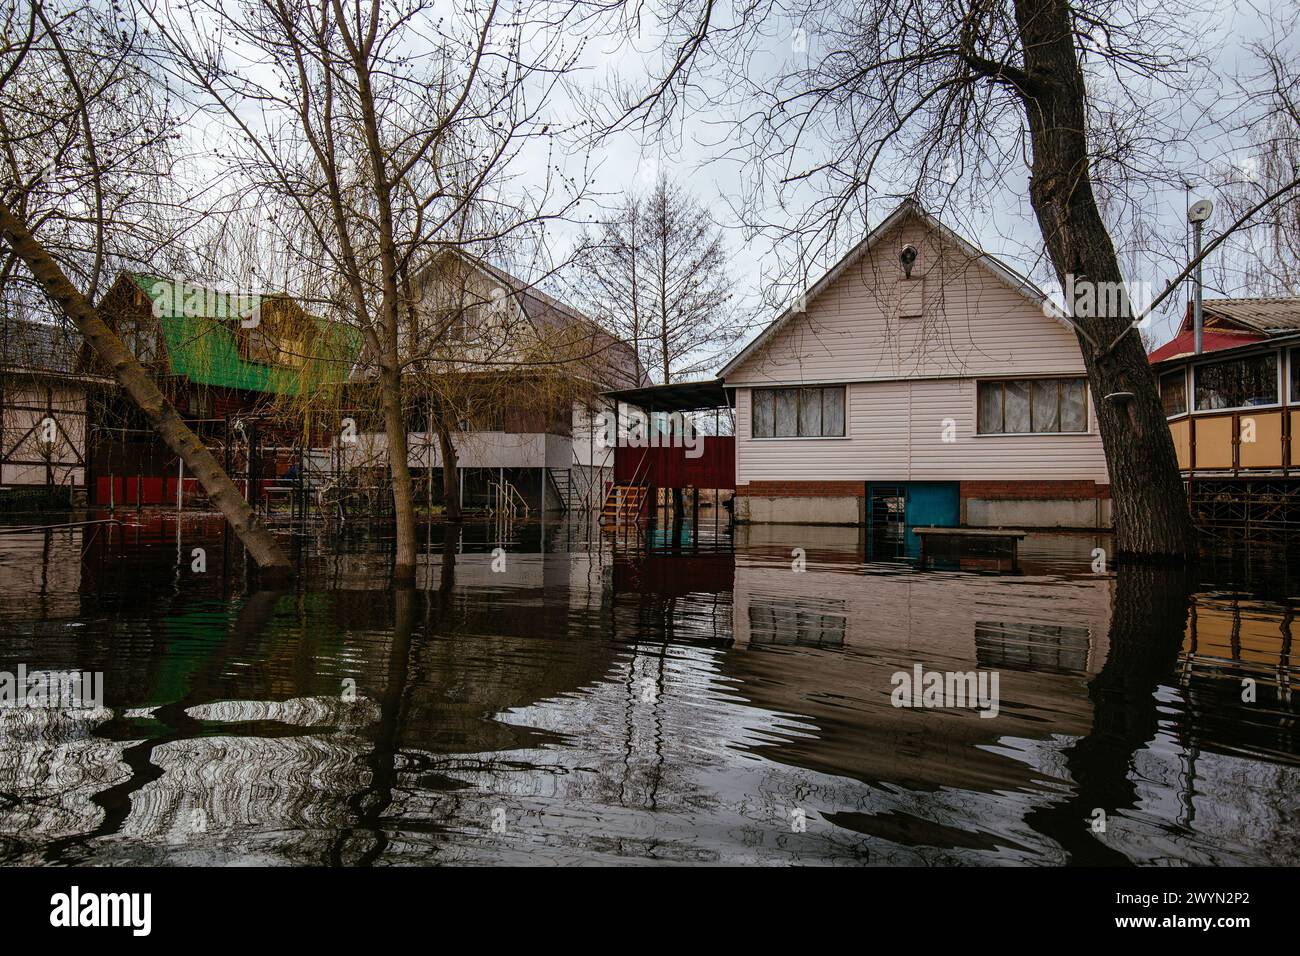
(726, 524), (1114, 792)
(345, 251), (642, 512)
(90, 273), (359, 506)
(1149, 297), (1300, 536)
(718, 200), (1111, 536)
(0, 316), (112, 507)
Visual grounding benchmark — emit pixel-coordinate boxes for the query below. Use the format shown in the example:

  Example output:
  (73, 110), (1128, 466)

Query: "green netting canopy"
(128, 273), (361, 397)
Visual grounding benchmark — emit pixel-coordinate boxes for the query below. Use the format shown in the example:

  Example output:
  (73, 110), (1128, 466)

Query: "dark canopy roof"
(603, 378), (733, 413)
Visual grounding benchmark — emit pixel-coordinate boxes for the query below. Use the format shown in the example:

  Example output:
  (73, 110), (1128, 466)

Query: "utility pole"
(1189, 198), (1214, 354)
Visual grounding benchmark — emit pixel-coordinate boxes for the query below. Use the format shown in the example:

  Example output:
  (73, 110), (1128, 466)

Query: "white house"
(342, 250), (642, 511)
(719, 200), (1111, 533)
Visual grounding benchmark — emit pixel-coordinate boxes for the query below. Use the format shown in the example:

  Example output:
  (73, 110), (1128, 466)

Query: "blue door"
(903, 482), (960, 548)
(867, 482), (959, 558)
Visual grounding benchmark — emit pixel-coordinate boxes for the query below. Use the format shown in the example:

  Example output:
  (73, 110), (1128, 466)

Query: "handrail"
(486, 479), (530, 522)
(622, 447), (652, 529)
(0, 518), (124, 535)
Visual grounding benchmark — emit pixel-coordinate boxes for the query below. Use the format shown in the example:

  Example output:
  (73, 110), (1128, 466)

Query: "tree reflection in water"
(0, 518), (1296, 865)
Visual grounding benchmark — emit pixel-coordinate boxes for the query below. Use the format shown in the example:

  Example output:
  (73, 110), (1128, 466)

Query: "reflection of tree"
(330, 529), (465, 865)
(1025, 564), (1193, 865)
(333, 586), (417, 866)
(40, 587), (289, 863)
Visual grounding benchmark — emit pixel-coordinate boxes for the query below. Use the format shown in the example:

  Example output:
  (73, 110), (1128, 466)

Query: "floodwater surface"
(0, 513), (1296, 865)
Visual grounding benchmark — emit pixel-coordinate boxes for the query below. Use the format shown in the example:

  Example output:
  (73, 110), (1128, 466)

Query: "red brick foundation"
(735, 479), (1110, 500)
(959, 480), (1110, 500)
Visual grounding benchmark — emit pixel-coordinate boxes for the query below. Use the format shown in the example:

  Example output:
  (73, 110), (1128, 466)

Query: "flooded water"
(0, 512), (1296, 866)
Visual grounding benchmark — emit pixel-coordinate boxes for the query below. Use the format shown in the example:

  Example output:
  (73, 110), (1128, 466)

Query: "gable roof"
(718, 199), (1049, 379)
(120, 273), (361, 396)
(411, 249), (646, 390)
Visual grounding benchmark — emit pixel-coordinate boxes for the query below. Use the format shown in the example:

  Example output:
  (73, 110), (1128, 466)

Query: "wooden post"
(691, 485), (699, 543)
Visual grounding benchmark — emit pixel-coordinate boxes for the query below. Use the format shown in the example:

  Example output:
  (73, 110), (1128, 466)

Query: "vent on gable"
(899, 277), (924, 319)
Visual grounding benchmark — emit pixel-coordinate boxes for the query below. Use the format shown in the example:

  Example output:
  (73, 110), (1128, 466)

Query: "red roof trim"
(1147, 329), (1266, 364)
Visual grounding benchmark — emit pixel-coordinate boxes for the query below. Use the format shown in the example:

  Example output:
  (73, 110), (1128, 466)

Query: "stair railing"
(622, 447), (652, 531)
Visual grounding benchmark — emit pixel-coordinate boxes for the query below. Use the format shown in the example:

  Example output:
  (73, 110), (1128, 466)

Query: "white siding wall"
(735, 381), (1109, 483)
(343, 430), (572, 470)
(728, 215), (1109, 485)
(570, 400), (614, 469)
(728, 220), (1086, 386)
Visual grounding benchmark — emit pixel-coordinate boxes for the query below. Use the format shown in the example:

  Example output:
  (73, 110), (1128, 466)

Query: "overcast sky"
(525, 0), (1297, 361)
(161, 0), (1298, 365)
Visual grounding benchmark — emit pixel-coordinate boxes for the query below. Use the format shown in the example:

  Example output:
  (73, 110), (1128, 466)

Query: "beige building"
(1, 317), (109, 507)
(720, 200), (1111, 535)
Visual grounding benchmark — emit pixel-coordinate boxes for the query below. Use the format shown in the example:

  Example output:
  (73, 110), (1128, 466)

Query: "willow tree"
(152, 0), (588, 581)
(0, 1), (291, 574)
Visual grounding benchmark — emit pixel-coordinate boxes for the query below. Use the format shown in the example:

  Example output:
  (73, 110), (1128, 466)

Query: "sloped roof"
(0, 317), (80, 375)
(1200, 297), (1300, 334)
(718, 199), (1050, 379)
(1147, 328), (1267, 364)
(126, 273), (360, 396)
(411, 250), (646, 390)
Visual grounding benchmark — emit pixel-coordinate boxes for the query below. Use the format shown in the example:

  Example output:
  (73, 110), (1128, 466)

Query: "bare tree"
(576, 173), (739, 384)
(574, 173), (739, 518)
(587, 0), (1236, 557)
(0, 0), (291, 574)
(1214, 9), (1300, 296)
(151, 0), (587, 582)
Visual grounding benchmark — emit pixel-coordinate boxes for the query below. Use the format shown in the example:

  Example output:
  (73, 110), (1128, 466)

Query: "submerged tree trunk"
(0, 201), (293, 577)
(379, 361), (418, 584)
(1012, 0), (1196, 559)
(437, 420), (460, 521)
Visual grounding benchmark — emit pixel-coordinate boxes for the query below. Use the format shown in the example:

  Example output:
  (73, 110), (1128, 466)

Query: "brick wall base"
(735, 479), (1110, 500)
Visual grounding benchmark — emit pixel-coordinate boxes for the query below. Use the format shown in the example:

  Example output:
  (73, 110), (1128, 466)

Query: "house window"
(1193, 352), (1278, 411)
(1160, 369), (1187, 416)
(121, 319), (159, 363)
(1291, 349), (1300, 404)
(977, 378), (1088, 434)
(751, 386), (845, 437)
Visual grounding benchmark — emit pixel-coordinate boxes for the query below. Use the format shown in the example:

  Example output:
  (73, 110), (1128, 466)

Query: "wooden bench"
(913, 527), (1027, 571)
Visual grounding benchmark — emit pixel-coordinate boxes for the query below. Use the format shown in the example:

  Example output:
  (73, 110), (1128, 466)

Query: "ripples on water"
(0, 513), (1296, 865)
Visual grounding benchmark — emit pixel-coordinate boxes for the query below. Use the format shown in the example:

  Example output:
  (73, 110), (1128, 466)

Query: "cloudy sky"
(532, 0), (1297, 358)
(158, 0), (1298, 364)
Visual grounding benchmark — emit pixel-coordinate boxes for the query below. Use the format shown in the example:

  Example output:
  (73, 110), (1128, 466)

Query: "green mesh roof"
(128, 273), (360, 396)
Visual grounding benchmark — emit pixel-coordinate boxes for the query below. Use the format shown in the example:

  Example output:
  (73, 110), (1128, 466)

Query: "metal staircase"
(599, 448), (651, 529)
(546, 467), (571, 512)
(599, 481), (648, 525)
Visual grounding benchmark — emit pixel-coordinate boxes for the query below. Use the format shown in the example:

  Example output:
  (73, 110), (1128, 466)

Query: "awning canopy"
(603, 378), (733, 413)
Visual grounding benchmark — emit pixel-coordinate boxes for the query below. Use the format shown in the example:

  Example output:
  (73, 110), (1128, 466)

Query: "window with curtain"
(977, 378), (1088, 434)
(1193, 352), (1278, 410)
(751, 386), (846, 437)
(1160, 369), (1187, 416)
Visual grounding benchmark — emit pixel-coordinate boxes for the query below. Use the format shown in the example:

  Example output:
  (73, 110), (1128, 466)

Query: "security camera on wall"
(899, 244), (918, 278)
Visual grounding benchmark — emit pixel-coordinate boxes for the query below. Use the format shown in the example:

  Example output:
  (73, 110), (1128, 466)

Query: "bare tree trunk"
(0, 201), (292, 576)
(1012, 0), (1196, 559)
(437, 420), (460, 521)
(379, 361), (418, 583)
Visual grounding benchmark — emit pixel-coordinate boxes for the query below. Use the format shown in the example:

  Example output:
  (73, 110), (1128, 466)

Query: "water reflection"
(0, 514), (1295, 865)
